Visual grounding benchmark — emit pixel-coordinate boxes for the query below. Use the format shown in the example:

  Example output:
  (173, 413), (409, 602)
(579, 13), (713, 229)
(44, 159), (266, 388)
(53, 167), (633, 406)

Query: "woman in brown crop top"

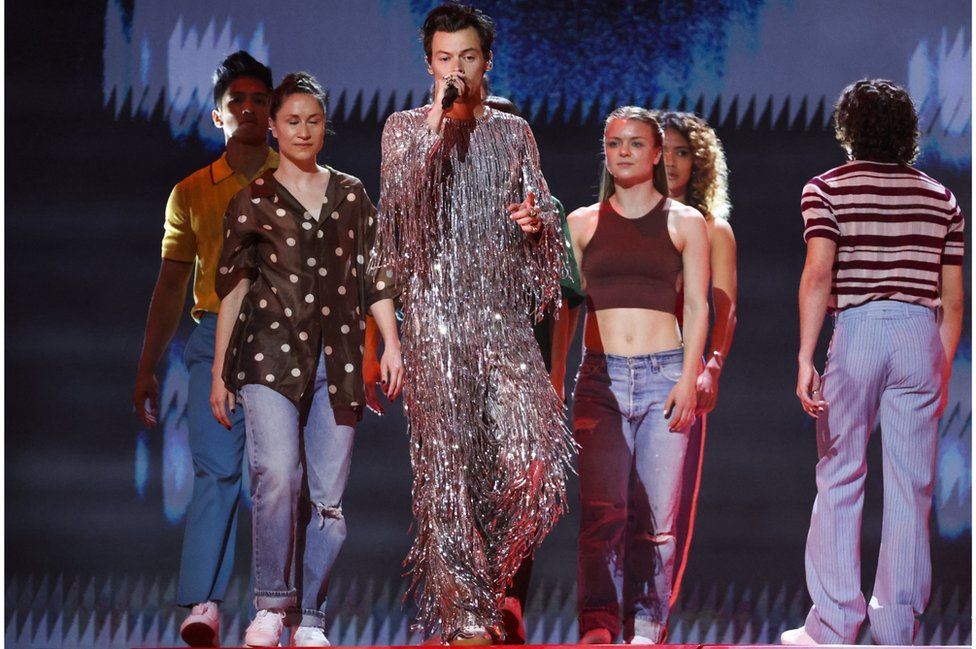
(566, 106), (710, 645)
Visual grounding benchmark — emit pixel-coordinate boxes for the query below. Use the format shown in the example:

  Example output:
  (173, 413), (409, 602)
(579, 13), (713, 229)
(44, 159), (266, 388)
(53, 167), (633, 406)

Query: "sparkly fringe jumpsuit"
(372, 105), (575, 639)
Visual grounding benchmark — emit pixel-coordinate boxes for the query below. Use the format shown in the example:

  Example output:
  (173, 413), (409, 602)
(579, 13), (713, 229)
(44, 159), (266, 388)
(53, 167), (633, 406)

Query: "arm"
(362, 316), (383, 413)
(209, 277), (249, 429)
(133, 259), (193, 427)
(937, 264), (964, 416)
(796, 237), (836, 417)
(666, 210), (710, 432)
(548, 301), (582, 401)
(696, 219), (738, 414)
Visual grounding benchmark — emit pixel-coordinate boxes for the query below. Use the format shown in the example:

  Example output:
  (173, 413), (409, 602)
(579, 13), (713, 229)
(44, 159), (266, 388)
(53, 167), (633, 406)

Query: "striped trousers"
(804, 300), (944, 645)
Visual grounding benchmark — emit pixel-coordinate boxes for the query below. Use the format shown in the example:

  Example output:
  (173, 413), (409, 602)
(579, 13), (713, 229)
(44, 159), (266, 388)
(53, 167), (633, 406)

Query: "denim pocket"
(659, 359), (683, 382)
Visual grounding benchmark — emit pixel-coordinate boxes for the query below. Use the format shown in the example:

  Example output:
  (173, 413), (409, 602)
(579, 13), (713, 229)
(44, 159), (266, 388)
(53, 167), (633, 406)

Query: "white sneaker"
(629, 635), (655, 645)
(781, 626), (820, 645)
(244, 609), (285, 647)
(292, 626), (331, 647)
(180, 601), (219, 647)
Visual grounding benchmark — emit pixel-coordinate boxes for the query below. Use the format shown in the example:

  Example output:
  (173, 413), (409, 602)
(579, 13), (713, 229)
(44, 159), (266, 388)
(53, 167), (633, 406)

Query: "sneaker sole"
(180, 621), (218, 647)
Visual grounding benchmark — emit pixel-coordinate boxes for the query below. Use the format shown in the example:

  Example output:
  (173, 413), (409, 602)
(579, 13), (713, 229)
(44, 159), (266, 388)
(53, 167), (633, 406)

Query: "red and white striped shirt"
(802, 161), (965, 311)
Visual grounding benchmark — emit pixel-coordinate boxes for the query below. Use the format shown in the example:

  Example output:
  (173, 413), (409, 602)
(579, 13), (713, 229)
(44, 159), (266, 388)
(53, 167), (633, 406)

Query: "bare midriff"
(584, 307), (681, 356)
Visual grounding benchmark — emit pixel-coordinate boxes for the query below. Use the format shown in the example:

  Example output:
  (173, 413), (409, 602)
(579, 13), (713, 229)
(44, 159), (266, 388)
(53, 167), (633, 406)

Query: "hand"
(664, 377), (697, 432)
(363, 354), (384, 414)
(433, 72), (468, 113)
(209, 374), (236, 430)
(507, 191), (542, 235)
(695, 363), (720, 415)
(796, 360), (826, 418)
(132, 370), (160, 428)
(380, 343), (405, 401)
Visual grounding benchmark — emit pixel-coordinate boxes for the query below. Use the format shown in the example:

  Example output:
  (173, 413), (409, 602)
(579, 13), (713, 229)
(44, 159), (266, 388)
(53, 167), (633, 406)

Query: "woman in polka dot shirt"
(209, 72), (402, 648)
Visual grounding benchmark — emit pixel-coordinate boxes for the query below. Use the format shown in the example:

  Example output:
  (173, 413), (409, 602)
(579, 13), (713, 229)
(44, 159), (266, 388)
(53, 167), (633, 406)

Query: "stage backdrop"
(5, 1), (971, 647)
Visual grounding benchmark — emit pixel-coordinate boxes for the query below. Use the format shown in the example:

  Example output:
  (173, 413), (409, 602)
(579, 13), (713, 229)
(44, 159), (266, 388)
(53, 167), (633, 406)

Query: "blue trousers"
(574, 348), (691, 643)
(239, 351), (355, 628)
(177, 314), (246, 606)
(804, 301), (944, 645)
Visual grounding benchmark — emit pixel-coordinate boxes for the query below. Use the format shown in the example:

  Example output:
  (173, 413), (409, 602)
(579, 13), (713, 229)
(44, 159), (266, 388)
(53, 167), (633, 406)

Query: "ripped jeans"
(239, 351), (354, 628)
(573, 349), (690, 642)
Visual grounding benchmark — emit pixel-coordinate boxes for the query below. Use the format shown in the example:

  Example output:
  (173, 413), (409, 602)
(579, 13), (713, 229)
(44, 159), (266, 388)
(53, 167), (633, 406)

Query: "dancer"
(568, 106), (710, 644)
(784, 79), (964, 645)
(657, 111), (736, 603)
(371, 4), (574, 644)
(131, 51), (276, 647)
(210, 72), (402, 647)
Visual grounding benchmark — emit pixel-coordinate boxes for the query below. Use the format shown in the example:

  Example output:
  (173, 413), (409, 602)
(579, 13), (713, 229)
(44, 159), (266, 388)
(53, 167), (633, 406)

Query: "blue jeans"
(239, 351), (355, 628)
(804, 301), (943, 645)
(178, 314), (246, 607)
(573, 348), (690, 642)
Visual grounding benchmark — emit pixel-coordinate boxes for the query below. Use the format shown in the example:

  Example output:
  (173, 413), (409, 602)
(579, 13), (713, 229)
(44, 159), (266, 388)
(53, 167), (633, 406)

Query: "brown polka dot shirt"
(216, 167), (398, 426)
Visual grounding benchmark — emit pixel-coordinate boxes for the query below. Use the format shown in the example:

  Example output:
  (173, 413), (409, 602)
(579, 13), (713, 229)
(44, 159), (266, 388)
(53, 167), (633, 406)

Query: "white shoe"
(292, 626), (331, 647)
(180, 601), (220, 647)
(781, 626), (820, 645)
(244, 609), (285, 647)
(629, 635), (655, 645)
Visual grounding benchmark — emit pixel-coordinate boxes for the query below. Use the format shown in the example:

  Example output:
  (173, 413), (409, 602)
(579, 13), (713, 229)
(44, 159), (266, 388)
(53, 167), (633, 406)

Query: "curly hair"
(656, 111), (730, 221)
(834, 79), (919, 164)
(599, 106), (669, 202)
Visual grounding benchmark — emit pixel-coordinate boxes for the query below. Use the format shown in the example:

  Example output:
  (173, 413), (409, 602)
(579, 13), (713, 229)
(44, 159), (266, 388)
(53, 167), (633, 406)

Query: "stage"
(5, 574), (970, 648)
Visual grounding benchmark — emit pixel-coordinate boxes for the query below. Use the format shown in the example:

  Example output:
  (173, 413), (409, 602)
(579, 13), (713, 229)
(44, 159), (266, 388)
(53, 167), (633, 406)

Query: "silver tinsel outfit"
(372, 106), (575, 638)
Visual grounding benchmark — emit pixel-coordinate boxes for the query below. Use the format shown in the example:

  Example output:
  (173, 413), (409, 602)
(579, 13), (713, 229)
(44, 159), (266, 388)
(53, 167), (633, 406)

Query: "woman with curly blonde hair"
(656, 111), (737, 609)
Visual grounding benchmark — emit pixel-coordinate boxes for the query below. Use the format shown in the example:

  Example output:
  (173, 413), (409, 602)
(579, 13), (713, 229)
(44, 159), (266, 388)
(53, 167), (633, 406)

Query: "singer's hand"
(507, 191), (543, 236)
(434, 72), (467, 113)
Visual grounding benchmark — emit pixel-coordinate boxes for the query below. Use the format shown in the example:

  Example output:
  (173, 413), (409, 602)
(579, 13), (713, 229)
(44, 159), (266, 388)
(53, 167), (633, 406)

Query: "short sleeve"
(801, 179), (840, 242)
(942, 189), (965, 266)
(358, 185), (400, 307)
(161, 184), (197, 262)
(215, 190), (259, 298)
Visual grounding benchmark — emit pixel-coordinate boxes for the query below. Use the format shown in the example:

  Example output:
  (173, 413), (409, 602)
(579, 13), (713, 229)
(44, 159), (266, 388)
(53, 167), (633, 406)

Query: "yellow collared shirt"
(161, 149), (280, 321)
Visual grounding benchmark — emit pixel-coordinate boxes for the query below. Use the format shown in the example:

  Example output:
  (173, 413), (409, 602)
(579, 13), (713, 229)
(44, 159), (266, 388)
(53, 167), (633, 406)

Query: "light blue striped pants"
(804, 300), (944, 645)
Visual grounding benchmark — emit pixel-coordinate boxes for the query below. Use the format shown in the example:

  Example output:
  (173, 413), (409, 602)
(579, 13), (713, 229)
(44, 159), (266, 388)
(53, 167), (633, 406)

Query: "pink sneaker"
(244, 609), (285, 647)
(781, 626), (823, 645)
(180, 601), (219, 647)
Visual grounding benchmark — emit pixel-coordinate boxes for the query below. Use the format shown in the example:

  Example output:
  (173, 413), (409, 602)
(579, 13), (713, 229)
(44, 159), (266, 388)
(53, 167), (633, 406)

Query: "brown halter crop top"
(581, 196), (682, 313)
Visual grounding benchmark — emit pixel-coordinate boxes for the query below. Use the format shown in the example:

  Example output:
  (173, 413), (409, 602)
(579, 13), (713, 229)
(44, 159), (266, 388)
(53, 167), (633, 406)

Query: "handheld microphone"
(441, 81), (460, 110)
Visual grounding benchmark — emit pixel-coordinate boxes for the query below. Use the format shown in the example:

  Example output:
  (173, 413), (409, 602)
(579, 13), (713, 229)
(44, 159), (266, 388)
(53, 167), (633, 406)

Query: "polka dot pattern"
(218, 171), (400, 421)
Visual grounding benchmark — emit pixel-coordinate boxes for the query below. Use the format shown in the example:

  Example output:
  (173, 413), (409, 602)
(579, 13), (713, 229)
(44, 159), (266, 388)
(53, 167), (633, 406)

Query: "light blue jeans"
(573, 348), (690, 642)
(804, 301), (943, 645)
(239, 351), (355, 628)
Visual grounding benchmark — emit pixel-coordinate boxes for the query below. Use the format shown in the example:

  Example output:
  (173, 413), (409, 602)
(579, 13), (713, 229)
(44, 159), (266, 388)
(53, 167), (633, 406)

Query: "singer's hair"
(834, 78), (919, 164)
(656, 111), (730, 221)
(212, 51), (273, 109)
(598, 106), (668, 202)
(270, 72), (328, 124)
(422, 3), (495, 62)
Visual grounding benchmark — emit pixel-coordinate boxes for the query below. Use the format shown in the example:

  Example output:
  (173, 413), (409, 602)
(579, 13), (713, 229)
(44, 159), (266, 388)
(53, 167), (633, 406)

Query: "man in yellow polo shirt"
(132, 51), (278, 648)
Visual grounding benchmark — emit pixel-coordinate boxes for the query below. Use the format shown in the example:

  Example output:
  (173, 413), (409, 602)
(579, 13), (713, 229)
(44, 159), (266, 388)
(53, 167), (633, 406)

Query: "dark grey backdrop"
(5, 0), (970, 611)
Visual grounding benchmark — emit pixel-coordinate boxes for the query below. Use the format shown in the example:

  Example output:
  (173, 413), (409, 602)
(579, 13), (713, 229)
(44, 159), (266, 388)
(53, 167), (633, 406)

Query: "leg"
(868, 313), (943, 645)
(501, 557), (533, 644)
(802, 313), (886, 643)
(298, 352), (356, 631)
(670, 412), (705, 608)
(179, 318), (246, 607)
(625, 352), (690, 643)
(239, 384), (303, 613)
(574, 354), (634, 641)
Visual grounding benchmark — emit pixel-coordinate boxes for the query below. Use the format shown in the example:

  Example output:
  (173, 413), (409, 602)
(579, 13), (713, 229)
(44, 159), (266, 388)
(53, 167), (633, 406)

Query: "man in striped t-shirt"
(784, 80), (965, 646)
